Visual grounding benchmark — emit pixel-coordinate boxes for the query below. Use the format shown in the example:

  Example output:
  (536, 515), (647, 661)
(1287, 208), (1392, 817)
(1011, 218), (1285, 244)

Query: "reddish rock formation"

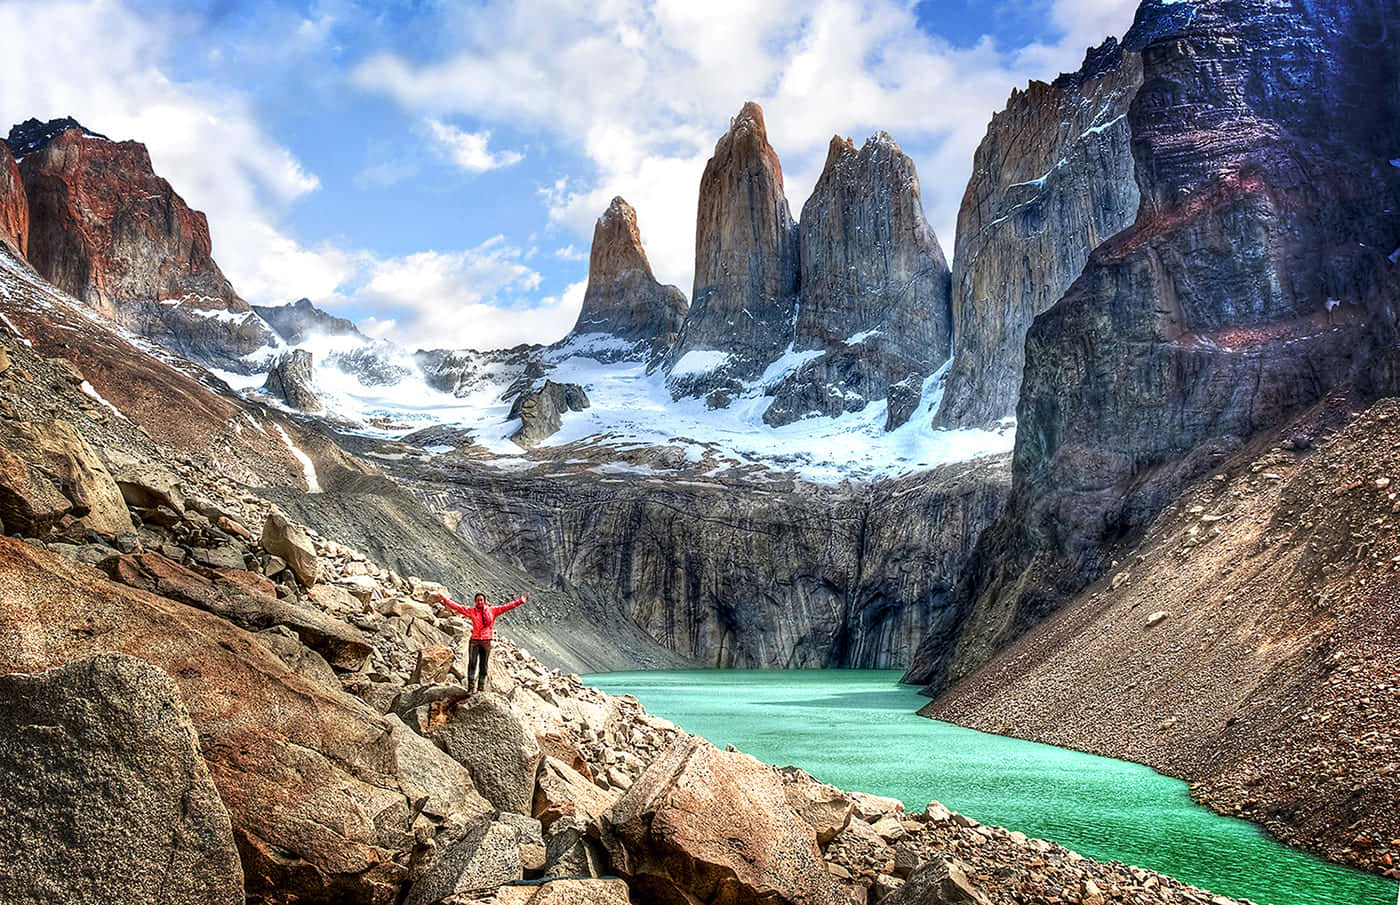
(14, 120), (275, 371)
(906, 0), (1400, 694)
(937, 39), (1142, 429)
(571, 197), (687, 351)
(0, 141), (26, 258)
(664, 102), (800, 405)
(766, 132), (951, 428)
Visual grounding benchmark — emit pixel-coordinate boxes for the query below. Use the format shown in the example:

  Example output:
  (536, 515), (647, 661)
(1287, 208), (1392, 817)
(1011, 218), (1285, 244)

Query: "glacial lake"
(583, 670), (1398, 905)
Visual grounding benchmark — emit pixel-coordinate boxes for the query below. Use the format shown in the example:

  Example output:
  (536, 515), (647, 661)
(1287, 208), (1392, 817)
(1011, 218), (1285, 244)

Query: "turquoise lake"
(583, 670), (1398, 905)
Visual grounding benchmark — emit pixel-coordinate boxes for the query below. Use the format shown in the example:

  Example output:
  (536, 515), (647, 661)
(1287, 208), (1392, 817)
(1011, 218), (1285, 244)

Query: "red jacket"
(438, 594), (526, 641)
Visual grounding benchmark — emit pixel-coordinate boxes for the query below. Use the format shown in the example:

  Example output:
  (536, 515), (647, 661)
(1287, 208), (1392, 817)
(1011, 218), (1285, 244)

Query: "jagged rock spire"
(570, 197), (686, 348)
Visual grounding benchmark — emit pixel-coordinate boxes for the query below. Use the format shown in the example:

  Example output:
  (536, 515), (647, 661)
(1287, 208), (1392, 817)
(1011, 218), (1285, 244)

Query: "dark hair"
(473, 592), (487, 603)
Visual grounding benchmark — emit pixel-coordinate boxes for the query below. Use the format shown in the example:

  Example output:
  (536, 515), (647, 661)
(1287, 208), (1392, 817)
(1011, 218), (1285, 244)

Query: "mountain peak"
(571, 197), (686, 348)
(4, 117), (110, 160)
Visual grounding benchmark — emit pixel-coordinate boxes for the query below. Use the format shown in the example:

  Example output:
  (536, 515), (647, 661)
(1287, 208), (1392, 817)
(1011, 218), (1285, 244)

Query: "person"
(434, 590), (529, 693)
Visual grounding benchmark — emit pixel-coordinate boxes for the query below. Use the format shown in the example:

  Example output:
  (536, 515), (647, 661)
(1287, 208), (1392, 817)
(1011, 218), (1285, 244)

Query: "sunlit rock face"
(572, 196), (688, 355)
(8, 118), (275, 372)
(662, 102), (801, 407)
(764, 133), (951, 429)
(0, 141), (26, 258)
(937, 38), (1142, 430)
(906, 0), (1400, 693)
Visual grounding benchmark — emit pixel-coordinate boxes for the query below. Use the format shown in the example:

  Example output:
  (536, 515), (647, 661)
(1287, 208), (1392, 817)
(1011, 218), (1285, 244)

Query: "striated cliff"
(0, 142), (26, 258)
(937, 39), (1142, 429)
(662, 102), (800, 405)
(571, 197), (687, 354)
(906, 0), (1400, 694)
(404, 454), (1009, 670)
(10, 120), (276, 372)
(765, 133), (951, 429)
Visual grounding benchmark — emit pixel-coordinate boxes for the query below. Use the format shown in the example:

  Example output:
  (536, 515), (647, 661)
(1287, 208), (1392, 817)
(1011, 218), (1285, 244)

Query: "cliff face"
(0, 142), (26, 258)
(12, 121), (275, 372)
(419, 455), (1010, 669)
(937, 40), (1142, 429)
(906, 0), (1400, 693)
(663, 102), (800, 405)
(765, 134), (952, 429)
(571, 197), (687, 353)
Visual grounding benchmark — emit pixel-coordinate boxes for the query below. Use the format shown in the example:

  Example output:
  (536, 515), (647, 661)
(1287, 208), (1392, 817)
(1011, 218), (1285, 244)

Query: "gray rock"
(260, 506), (321, 586)
(498, 811), (548, 872)
(405, 817), (524, 905)
(109, 457), (187, 513)
(263, 348), (323, 412)
(882, 855), (990, 905)
(509, 380), (591, 448)
(0, 654), (243, 905)
(542, 816), (607, 879)
(385, 713), (493, 823)
(255, 625), (341, 692)
(431, 693), (543, 815)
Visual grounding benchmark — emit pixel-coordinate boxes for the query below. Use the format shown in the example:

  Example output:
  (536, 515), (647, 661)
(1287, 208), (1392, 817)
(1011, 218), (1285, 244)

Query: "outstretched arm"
(491, 594), (529, 617)
(435, 592), (472, 618)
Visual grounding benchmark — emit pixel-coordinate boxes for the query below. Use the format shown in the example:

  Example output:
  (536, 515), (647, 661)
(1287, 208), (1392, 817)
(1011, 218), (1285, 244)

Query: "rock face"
(441, 456), (1010, 668)
(12, 120), (276, 371)
(263, 349), (323, 412)
(664, 102), (800, 404)
(936, 39), (1142, 429)
(571, 197), (687, 352)
(0, 538), (424, 905)
(905, 0), (1400, 693)
(766, 133), (951, 428)
(254, 298), (362, 344)
(0, 654), (244, 905)
(602, 737), (843, 905)
(431, 694), (544, 815)
(0, 140), (26, 258)
(509, 380), (590, 448)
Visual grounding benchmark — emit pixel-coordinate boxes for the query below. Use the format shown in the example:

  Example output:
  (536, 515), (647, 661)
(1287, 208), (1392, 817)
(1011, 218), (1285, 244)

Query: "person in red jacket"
(434, 591), (529, 693)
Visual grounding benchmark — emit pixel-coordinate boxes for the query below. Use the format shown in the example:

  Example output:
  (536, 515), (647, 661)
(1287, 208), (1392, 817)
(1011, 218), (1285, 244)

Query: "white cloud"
(354, 0), (1141, 292)
(423, 118), (525, 173)
(346, 237), (577, 350)
(0, 0), (349, 305)
(554, 244), (587, 262)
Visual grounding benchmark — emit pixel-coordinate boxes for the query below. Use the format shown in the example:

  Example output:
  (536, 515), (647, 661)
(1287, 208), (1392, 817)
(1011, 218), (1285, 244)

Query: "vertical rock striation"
(571, 197), (687, 354)
(765, 133), (952, 428)
(937, 39), (1142, 429)
(663, 102), (800, 406)
(0, 141), (26, 258)
(906, 0), (1400, 693)
(9, 119), (276, 372)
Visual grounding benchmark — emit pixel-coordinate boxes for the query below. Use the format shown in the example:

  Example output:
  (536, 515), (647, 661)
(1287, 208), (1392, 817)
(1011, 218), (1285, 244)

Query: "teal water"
(584, 669), (1398, 905)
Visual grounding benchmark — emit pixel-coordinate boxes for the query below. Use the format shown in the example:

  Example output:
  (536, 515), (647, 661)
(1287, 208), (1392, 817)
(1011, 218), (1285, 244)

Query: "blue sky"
(0, 0), (1139, 350)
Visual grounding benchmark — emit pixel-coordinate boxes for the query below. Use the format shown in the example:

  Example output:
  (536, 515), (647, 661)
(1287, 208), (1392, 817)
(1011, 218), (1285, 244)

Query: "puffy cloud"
(354, 0), (1141, 291)
(423, 119), (525, 173)
(348, 237), (578, 350)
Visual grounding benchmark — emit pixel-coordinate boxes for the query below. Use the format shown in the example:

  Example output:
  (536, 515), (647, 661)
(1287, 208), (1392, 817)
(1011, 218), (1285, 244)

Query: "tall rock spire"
(571, 196), (687, 350)
(663, 102), (799, 405)
(764, 131), (952, 428)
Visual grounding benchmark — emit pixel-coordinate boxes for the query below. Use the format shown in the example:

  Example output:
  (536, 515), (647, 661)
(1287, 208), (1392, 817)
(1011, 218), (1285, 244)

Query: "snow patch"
(79, 381), (126, 419)
(274, 423), (321, 493)
(845, 328), (882, 346)
(0, 312), (32, 347)
(669, 350), (732, 377)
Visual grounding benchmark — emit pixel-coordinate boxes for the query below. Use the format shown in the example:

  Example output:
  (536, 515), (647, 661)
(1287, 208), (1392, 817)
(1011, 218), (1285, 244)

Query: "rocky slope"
(8, 118), (277, 372)
(662, 102), (800, 405)
(905, 0), (1400, 695)
(0, 344), (1252, 905)
(936, 38), (1142, 429)
(0, 140), (26, 258)
(254, 297), (363, 345)
(925, 394), (1400, 881)
(571, 197), (687, 355)
(765, 133), (951, 429)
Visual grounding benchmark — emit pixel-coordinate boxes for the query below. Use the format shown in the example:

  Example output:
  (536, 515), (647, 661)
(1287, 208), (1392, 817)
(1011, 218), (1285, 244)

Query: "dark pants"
(467, 639), (492, 690)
